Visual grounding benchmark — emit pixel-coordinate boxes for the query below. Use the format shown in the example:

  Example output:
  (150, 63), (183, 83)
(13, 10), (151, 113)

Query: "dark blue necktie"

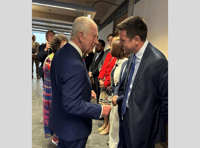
(121, 54), (136, 118)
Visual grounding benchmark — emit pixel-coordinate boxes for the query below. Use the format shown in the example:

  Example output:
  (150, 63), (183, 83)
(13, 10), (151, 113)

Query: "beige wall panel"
(98, 21), (114, 51)
(134, 0), (168, 59)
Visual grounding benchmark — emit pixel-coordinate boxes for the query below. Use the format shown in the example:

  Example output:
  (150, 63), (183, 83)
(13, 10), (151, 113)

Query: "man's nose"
(94, 37), (98, 45)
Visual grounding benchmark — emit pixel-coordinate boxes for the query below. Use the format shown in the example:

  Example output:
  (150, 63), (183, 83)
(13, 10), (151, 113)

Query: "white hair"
(70, 16), (97, 39)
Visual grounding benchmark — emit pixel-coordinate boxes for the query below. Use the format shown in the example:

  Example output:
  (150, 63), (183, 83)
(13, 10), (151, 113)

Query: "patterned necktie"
(82, 56), (90, 84)
(82, 57), (86, 66)
(121, 54), (136, 118)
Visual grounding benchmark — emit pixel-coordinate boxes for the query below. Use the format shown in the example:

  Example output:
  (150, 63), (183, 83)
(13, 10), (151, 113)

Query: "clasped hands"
(101, 94), (118, 117)
(91, 90), (111, 117)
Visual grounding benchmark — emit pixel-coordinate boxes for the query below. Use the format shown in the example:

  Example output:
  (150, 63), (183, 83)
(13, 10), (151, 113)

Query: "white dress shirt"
(113, 58), (128, 86)
(125, 40), (149, 108)
(68, 40), (83, 57)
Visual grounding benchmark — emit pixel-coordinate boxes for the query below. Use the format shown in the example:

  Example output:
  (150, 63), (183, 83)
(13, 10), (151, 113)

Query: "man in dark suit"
(49, 16), (111, 148)
(84, 51), (95, 72)
(89, 39), (105, 103)
(112, 16), (168, 148)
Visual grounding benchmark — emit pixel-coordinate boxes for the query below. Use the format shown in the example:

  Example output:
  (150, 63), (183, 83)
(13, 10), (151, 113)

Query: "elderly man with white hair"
(49, 16), (111, 148)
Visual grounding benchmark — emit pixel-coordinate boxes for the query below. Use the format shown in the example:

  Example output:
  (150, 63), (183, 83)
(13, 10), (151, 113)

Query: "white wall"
(98, 21), (114, 51)
(134, 0), (168, 59)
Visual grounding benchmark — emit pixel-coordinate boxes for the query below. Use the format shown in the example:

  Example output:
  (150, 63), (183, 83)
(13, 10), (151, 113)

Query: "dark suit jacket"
(37, 44), (52, 67)
(84, 52), (95, 71)
(118, 42), (168, 148)
(49, 43), (102, 141)
(98, 48), (110, 70)
(89, 51), (104, 77)
(89, 51), (104, 92)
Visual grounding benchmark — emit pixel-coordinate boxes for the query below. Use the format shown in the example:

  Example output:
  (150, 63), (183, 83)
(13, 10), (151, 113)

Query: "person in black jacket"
(98, 34), (116, 71)
(83, 51), (95, 72)
(89, 39), (105, 103)
(37, 30), (55, 81)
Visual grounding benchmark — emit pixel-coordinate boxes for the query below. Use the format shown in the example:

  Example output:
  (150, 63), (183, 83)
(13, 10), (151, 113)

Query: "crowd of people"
(32, 15), (168, 148)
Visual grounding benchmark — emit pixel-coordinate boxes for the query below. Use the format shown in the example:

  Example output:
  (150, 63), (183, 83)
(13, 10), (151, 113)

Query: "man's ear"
(134, 36), (141, 44)
(78, 31), (84, 42)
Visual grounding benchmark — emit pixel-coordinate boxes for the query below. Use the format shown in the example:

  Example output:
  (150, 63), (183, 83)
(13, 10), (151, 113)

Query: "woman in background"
(108, 37), (129, 147)
(43, 34), (68, 146)
(98, 38), (117, 135)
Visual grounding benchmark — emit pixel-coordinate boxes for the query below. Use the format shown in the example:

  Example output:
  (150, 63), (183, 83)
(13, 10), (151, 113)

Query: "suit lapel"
(68, 43), (91, 85)
(95, 51), (104, 63)
(131, 43), (151, 92)
(123, 54), (134, 92)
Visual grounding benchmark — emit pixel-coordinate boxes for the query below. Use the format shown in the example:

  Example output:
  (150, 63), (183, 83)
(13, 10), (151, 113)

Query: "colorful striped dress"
(43, 53), (57, 139)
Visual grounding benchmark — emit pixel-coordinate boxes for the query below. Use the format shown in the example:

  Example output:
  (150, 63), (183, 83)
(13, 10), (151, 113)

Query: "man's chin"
(88, 47), (94, 53)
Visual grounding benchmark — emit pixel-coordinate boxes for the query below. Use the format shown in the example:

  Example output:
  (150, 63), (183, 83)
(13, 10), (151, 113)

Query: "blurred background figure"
(37, 30), (55, 81)
(98, 34), (116, 71)
(32, 35), (40, 79)
(89, 39), (105, 103)
(83, 51), (95, 72)
(97, 38), (117, 136)
(43, 34), (68, 146)
(109, 37), (129, 147)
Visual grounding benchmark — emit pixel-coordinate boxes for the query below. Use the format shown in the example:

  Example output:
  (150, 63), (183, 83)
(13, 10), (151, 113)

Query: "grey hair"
(70, 16), (97, 39)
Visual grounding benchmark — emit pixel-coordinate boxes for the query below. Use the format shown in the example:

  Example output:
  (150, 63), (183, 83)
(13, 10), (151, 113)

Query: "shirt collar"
(68, 40), (83, 57)
(116, 57), (128, 65)
(135, 40), (149, 59)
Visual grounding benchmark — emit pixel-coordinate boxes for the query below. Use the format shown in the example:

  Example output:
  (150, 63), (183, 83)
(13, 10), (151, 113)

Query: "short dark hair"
(117, 16), (148, 42)
(46, 30), (55, 38)
(98, 39), (105, 47)
(50, 34), (68, 53)
(107, 34), (116, 41)
(32, 35), (36, 42)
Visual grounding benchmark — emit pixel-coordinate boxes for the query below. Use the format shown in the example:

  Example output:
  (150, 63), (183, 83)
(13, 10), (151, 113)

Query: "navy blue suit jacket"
(118, 42), (168, 148)
(49, 43), (102, 141)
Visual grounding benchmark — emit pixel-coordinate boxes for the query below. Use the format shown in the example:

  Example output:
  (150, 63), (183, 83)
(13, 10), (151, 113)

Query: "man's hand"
(91, 90), (96, 99)
(32, 54), (37, 60)
(102, 105), (111, 117)
(45, 41), (51, 51)
(89, 71), (93, 78)
(112, 95), (118, 106)
(106, 85), (111, 90)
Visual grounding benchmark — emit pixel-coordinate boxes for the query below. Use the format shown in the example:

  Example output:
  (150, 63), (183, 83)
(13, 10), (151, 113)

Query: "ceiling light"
(87, 15), (91, 18)
(32, 2), (76, 11)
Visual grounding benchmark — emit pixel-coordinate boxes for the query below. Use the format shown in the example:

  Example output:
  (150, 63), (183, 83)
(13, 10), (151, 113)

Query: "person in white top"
(108, 37), (129, 148)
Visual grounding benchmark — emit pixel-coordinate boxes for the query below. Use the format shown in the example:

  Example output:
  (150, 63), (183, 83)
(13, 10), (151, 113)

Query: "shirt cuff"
(99, 105), (103, 119)
(117, 95), (124, 103)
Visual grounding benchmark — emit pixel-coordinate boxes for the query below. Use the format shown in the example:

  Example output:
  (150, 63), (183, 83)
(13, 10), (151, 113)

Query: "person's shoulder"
(147, 42), (167, 61)
(57, 43), (77, 57)
(35, 41), (40, 45)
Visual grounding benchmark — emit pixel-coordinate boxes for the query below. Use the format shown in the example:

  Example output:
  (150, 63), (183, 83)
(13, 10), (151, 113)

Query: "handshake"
(101, 95), (119, 117)
(101, 105), (111, 117)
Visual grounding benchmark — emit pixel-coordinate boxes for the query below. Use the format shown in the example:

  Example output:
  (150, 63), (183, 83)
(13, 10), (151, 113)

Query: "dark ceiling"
(32, 0), (127, 36)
